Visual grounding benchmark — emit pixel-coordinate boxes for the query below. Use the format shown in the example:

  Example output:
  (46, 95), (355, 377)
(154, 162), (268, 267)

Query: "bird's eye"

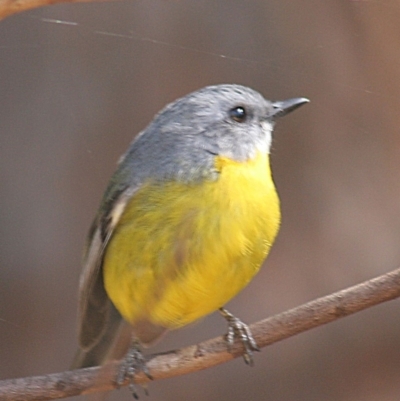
(229, 106), (247, 123)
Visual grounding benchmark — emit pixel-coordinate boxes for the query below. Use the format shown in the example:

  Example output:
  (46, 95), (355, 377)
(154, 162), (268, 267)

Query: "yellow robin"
(72, 84), (308, 387)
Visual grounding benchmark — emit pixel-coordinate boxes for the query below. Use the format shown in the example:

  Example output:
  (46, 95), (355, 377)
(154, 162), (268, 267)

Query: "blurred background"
(1, 1), (400, 400)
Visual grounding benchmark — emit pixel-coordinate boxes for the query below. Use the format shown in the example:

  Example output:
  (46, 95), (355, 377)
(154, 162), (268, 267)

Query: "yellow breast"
(103, 151), (280, 329)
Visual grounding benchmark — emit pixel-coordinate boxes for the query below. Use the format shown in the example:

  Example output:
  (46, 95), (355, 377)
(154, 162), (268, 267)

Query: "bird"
(72, 84), (308, 392)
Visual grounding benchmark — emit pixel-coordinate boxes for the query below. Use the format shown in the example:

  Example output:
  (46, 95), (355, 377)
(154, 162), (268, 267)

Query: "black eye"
(229, 106), (247, 123)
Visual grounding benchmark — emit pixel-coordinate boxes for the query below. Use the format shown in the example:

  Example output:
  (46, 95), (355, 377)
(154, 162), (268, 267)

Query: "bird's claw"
(116, 338), (153, 399)
(220, 307), (260, 366)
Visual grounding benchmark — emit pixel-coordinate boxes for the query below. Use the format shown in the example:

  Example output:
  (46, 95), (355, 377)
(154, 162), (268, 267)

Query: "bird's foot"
(116, 338), (153, 399)
(219, 307), (260, 366)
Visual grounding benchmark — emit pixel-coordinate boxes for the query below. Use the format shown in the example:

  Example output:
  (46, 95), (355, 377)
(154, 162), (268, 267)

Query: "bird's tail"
(71, 304), (130, 369)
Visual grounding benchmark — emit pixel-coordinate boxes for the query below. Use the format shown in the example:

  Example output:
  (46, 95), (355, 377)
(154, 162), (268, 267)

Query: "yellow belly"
(103, 151), (280, 330)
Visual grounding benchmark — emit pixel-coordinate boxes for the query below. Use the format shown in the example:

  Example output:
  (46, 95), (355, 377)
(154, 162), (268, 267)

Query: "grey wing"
(76, 186), (135, 352)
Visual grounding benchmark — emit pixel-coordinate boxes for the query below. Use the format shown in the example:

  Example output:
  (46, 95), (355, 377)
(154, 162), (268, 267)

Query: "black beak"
(271, 97), (309, 119)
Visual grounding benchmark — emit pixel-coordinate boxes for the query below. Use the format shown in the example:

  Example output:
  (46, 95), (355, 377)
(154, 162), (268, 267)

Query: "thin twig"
(1, 267), (400, 401)
(0, 0), (118, 20)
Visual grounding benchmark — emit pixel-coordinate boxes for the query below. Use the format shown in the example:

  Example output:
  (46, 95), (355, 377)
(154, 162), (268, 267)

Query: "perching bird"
(72, 84), (308, 390)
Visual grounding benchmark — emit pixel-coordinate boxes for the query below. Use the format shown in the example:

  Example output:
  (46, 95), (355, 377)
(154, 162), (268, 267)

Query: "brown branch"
(0, 0), (118, 20)
(1, 267), (400, 401)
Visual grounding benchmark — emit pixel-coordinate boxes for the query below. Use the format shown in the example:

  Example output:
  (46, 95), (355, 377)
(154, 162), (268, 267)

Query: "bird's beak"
(271, 97), (309, 119)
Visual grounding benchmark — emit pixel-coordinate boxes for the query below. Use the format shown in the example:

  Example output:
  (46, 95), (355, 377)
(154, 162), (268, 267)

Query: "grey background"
(1, 1), (400, 400)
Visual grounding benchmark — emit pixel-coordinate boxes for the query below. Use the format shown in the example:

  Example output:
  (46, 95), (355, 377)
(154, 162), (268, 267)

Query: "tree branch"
(0, 0), (119, 20)
(1, 267), (400, 401)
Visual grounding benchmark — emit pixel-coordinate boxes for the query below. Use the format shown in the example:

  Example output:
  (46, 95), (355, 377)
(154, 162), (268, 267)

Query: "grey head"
(113, 84), (308, 189)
